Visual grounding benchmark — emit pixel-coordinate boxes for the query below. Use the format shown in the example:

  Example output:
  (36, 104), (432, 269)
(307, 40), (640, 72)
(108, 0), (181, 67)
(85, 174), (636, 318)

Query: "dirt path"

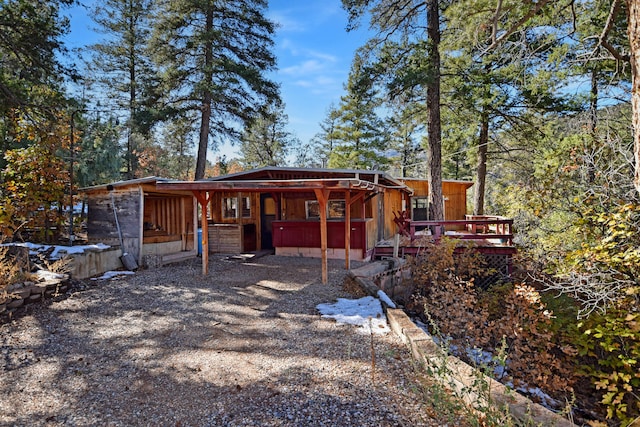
(1, 255), (466, 426)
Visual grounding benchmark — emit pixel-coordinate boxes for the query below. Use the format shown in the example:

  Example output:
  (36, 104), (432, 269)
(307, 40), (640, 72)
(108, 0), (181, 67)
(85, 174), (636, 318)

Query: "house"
(156, 167), (475, 282)
(80, 168), (512, 284)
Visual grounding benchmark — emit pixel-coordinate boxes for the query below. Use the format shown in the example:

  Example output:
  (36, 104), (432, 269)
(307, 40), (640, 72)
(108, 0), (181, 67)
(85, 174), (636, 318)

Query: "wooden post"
(314, 187), (329, 284)
(345, 190), (351, 270)
(180, 197), (186, 251)
(194, 191), (211, 275)
(138, 186), (145, 266)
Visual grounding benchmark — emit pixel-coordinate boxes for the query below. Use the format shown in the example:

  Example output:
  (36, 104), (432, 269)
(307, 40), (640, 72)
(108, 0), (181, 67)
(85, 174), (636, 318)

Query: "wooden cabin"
(81, 177), (198, 267)
(156, 167), (475, 263)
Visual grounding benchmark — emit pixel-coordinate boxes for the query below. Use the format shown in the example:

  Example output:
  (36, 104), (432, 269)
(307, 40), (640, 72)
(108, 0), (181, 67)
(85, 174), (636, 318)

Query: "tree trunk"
(426, 0), (444, 221)
(587, 67), (598, 184)
(127, 1), (138, 179)
(194, 9), (214, 180)
(473, 112), (489, 215)
(627, 0), (640, 193)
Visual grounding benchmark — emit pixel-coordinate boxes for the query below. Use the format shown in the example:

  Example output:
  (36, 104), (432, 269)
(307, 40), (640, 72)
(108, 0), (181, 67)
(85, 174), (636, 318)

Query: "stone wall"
(0, 278), (69, 321)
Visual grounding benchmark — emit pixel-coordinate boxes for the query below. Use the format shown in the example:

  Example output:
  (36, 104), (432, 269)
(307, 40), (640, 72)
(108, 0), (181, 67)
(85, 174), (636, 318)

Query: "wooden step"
(162, 250), (197, 265)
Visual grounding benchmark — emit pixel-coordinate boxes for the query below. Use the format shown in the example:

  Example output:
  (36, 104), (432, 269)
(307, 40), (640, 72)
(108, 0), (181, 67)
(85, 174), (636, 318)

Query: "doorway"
(260, 194), (276, 250)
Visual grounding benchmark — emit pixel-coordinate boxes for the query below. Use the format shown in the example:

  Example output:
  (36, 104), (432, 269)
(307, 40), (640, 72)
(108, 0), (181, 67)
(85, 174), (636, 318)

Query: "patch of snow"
(317, 296), (390, 335)
(91, 270), (135, 281)
(34, 270), (67, 281)
(376, 290), (396, 308)
(2, 242), (111, 259)
(518, 386), (559, 408)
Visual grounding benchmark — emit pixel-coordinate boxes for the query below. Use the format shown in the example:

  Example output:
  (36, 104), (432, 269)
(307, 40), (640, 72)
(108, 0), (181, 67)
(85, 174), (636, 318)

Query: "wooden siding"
(272, 220), (368, 249)
(208, 224), (242, 253)
(401, 179), (472, 222)
(143, 195), (195, 250)
(86, 188), (141, 257)
(383, 190), (407, 240)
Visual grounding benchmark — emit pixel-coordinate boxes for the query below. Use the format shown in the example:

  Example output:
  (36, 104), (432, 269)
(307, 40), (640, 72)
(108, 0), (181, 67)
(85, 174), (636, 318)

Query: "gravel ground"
(1, 255), (466, 427)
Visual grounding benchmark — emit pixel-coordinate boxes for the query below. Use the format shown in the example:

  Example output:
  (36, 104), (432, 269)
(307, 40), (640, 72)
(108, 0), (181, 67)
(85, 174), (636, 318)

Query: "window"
(306, 200), (320, 219)
(411, 197), (429, 221)
(328, 200), (345, 219)
(222, 197), (237, 219)
(241, 196), (251, 218)
(305, 199), (346, 219)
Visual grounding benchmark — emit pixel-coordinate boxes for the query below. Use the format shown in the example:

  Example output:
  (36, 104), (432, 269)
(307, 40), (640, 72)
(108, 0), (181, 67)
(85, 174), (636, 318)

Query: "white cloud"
(281, 59), (326, 76)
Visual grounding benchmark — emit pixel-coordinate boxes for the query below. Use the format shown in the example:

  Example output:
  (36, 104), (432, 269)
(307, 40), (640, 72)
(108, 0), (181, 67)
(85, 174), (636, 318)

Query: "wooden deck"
(373, 215), (516, 259)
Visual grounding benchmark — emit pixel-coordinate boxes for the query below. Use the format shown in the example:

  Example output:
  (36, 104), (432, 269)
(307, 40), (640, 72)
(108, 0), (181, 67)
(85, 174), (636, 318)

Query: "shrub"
(408, 238), (575, 407)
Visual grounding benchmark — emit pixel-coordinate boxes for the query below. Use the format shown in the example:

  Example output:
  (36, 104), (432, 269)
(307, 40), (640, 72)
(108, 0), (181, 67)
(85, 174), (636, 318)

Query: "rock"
(7, 298), (24, 309)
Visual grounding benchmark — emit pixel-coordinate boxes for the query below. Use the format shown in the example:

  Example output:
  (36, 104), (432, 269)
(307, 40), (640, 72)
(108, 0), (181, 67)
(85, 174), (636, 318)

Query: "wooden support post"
(194, 191), (211, 275)
(345, 190), (351, 270)
(314, 187), (330, 284)
(180, 197), (186, 251)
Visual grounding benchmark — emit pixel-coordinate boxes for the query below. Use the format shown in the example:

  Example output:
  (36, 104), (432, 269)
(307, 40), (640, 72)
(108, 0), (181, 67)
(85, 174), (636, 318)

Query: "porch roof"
(155, 177), (411, 194)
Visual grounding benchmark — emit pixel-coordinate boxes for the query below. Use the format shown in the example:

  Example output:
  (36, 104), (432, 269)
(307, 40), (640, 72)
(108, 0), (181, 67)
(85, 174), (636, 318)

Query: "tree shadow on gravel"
(1, 255), (452, 426)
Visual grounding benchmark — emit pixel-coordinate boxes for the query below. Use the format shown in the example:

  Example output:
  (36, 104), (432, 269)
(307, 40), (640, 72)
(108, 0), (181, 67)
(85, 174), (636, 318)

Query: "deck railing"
(407, 215), (514, 246)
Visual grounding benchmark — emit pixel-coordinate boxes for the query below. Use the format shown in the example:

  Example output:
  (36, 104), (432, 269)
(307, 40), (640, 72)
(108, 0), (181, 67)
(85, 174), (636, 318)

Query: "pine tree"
(0, 0), (73, 115)
(342, 0), (446, 219)
(327, 53), (388, 170)
(152, 0), (280, 180)
(238, 103), (297, 169)
(88, 0), (158, 179)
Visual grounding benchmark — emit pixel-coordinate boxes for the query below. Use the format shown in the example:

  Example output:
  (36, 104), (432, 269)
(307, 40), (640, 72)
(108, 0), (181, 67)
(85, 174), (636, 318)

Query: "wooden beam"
(348, 191), (366, 205)
(193, 190), (211, 275)
(314, 187), (330, 284)
(345, 190), (351, 270)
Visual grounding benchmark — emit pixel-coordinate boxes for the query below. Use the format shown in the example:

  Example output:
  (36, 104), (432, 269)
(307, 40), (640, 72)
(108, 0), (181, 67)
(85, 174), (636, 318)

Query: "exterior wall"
(280, 192), (366, 221)
(86, 188), (141, 259)
(272, 219), (370, 249)
(383, 189), (407, 240)
(209, 191), (259, 251)
(401, 179), (472, 222)
(443, 181), (469, 221)
(143, 194), (195, 250)
(141, 240), (184, 257)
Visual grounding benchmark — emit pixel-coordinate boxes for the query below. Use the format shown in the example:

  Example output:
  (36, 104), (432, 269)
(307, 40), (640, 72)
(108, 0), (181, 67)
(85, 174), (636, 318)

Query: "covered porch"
(156, 175), (408, 284)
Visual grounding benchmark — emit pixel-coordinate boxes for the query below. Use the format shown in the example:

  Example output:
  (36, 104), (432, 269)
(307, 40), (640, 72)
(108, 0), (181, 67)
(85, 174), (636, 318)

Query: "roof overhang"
(155, 178), (410, 194)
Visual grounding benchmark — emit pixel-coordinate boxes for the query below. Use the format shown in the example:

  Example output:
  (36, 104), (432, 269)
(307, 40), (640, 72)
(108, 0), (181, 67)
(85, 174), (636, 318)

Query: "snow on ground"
(34, 270), (68, 281)
(1, 242), (111, 259)
(317, 296), (391, 335)
(413, 318), (558, 408)
(91, 271), (136, 281)
(377, 290), (396, 308)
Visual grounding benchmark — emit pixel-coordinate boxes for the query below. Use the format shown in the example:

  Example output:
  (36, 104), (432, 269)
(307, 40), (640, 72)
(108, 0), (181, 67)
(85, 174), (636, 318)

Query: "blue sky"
(63, 0), (371, 160)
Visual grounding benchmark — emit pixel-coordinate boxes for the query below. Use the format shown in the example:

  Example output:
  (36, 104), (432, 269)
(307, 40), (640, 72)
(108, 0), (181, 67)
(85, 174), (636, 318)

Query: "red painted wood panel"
(273, 220), (367, 249)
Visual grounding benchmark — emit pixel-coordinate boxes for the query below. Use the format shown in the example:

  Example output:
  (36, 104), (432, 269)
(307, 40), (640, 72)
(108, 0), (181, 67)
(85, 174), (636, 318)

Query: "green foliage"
(88, 0), (158, 178)
(239, 103), (297, 169)
(75, 115), (122, 187)
(0, 0), (73, 115)
(578, 310), (640, 425)
(326, 53), (389, 170)
(554, 203), (640, 425)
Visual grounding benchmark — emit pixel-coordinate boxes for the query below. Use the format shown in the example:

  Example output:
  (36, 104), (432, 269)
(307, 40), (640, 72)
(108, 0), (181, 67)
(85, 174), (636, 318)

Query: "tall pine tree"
(88, 0), (158, 179)
(152, 0), (280, 180)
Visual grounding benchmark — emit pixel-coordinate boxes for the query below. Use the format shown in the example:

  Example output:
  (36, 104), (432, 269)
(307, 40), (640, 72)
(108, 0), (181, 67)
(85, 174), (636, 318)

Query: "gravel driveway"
(1, 255), (464, 427)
